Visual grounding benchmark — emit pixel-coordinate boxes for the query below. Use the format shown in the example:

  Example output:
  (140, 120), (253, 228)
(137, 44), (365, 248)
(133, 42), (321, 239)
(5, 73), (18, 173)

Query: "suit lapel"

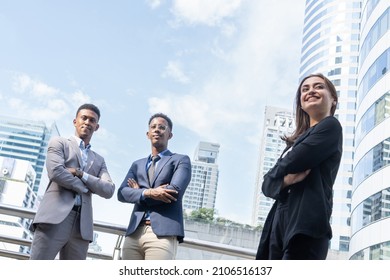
(84, 151), (96, 172)
(150, 150), (173, 186)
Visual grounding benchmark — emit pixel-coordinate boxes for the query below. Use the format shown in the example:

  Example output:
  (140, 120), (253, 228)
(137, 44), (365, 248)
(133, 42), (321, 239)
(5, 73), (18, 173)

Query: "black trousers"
(269, 202), (329, 260)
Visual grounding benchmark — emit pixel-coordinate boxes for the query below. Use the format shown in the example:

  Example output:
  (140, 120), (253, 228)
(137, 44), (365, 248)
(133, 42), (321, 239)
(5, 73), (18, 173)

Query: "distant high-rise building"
(0, 156), (37, 254)
(299, 0), (362, 253)
(183, 141), (220, 212)
(0, 116), (59, 194)
(349, 0), (390, 260)
(252, 106), (294, 226)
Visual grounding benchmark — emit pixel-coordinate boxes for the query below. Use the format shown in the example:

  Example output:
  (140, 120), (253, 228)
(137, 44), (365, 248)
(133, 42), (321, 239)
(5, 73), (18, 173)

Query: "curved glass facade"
(357, 48), (390, 106)
(359, 7), (389, 66)
(355, 92), (390, 146)
(350, 0), (390, 260)
(351, 187), (390, 235)
(299, 0), (390, 260)
(350, 241), (390, 260)
(353, 137), (390, 191)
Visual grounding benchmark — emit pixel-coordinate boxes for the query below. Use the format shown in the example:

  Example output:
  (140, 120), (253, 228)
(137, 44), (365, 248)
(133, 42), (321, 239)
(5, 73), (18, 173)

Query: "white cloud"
(8, 98), (28, 112)
(12, 73), (59, 97)
(71, 90), (91, 105)
(171, 0), (242, 26)
(151, 0), (304, 144)
(162, 60), (190, 84)
(29, 99), (69, 121)
(1, 72), (96, 125)
(145, 0), (163, 9)
(149, 94), (211, 133)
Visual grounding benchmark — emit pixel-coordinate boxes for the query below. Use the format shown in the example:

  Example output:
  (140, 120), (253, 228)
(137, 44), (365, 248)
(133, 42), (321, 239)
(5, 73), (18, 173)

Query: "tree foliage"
(189, 208), (215, 222)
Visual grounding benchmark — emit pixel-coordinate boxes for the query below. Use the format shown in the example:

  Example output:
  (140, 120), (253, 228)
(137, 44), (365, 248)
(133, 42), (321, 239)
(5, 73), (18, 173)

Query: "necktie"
(148, 155), (160, 185)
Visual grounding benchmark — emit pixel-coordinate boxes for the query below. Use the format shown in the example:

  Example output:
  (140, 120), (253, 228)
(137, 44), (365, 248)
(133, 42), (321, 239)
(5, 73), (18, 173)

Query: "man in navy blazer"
(117, 113), (191, 260)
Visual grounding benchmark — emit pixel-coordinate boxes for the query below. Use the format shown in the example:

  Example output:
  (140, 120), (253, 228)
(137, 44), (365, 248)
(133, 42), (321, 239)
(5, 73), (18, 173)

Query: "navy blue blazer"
(256, 116), (342, 259)
(117, 150), (191, 242)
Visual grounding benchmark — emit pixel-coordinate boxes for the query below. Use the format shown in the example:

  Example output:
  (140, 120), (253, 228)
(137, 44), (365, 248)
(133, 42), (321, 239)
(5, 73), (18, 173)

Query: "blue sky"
(0, 0), (305, 234)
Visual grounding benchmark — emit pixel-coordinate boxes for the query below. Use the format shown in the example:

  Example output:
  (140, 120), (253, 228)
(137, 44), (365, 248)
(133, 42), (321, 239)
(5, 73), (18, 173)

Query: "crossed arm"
(262, 117), (342, 199)
(127, 178), (177, 203)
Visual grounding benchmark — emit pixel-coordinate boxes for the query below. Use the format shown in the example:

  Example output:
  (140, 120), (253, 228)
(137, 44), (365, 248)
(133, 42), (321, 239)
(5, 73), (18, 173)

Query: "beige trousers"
(122, 225), (178, 260)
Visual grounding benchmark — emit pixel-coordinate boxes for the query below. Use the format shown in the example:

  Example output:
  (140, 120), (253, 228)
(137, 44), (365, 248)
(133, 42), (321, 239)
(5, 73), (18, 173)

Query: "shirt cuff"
(141, 189), (147, 200)
(81, 172), (89, 183)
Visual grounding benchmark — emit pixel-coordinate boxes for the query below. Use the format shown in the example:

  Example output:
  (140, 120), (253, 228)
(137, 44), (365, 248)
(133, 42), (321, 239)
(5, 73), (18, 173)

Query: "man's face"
(73, 109), (99, 143)
(146, 117), (172, 150)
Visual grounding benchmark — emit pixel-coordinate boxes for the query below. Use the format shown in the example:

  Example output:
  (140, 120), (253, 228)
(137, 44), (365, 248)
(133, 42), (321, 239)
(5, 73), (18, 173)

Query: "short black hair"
(76, 103), (101, 120)
(148, 113), (173, 131)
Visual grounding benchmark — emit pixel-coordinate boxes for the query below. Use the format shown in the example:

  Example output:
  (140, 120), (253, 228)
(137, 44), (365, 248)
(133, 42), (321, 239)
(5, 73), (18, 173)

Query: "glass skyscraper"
(252, 106), (294, 226)
(0, 116), (59, 194)
(299, 0), (362, 252)
(183, 141), (220, 212)
(349, 0), (390, 260)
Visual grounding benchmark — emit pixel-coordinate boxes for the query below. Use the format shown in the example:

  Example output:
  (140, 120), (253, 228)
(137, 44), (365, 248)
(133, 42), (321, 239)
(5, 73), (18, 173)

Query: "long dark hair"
(282, 73), (338, 146)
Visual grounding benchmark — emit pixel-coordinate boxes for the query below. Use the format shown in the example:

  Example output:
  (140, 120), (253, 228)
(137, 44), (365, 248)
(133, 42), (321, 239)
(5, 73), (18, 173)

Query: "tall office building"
(252, 106), (294, 226)
(0, 156), (37, 254)
(0, 116), (59, 195)
(299, 0), (362, 252)
(349, 0), (390, 259)
(183, 141), (220, 212)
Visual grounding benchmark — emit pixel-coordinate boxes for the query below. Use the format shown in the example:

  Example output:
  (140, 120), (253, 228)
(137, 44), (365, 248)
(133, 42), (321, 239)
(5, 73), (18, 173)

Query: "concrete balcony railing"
(0, 203), (257, 260)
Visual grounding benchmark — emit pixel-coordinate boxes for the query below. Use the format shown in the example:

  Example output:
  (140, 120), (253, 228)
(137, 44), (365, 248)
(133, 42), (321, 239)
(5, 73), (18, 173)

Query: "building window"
(353, 137), (390, 190)
(357, 48), (390, 106)
(355, 92), (390, 146)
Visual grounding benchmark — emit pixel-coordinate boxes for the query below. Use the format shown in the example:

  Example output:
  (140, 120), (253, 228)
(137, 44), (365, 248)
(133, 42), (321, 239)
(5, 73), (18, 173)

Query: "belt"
(140, 220), (151, 226)
(72, 205), (82, 212)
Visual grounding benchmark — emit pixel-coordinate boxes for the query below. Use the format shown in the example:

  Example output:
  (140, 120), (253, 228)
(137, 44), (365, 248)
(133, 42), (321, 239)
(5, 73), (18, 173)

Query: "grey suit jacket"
(117, 150), (191, 242)
(31, 136), (115, 241)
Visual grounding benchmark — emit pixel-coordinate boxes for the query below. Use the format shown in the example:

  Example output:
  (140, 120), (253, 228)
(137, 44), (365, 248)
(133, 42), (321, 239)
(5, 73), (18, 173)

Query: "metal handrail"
(0, 203), (256, 260)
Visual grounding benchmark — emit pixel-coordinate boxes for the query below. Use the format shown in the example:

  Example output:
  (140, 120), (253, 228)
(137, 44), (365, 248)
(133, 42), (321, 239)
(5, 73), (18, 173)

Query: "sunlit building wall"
(349, 0), (390, 260)
(0, 156), (37, 254)
(183, 142), (220, 213)
(252, 106), (294, 226)
(299, 0), (362, 252)
(0, 116), (59, 195)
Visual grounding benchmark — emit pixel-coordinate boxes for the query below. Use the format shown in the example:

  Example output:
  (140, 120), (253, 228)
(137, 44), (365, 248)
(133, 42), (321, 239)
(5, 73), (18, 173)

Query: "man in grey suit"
(30, 103), (115, 260)
(117, 113), (191, 260)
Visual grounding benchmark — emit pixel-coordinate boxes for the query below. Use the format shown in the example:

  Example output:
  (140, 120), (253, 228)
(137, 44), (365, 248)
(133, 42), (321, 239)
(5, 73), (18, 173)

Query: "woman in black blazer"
(256, 73), (343, 260)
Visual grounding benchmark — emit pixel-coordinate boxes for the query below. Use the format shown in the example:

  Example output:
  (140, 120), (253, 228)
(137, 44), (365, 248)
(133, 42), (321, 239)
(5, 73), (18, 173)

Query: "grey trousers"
(30, 210), (89, 260)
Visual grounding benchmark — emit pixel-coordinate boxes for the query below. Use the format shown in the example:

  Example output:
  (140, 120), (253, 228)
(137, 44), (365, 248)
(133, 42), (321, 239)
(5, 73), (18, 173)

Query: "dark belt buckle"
(72, 205), (81, 212)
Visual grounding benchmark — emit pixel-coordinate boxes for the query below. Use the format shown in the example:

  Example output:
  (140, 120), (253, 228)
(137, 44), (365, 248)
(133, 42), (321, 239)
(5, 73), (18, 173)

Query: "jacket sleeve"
(46, 137), (89, 194)
(117, 155), (192, 207)
(117, 162), (145, 204)
(262, 117), (342, 199)
(84, 158), (115, 199)
(144, 155), (192, 206)
(161, 155), (191, 195)
(262, 162), (285, 199)
(145, 156), (191, 206)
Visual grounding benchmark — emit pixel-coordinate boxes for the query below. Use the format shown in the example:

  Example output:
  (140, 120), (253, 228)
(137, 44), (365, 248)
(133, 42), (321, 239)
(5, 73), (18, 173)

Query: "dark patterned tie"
(148, 155), (160, 185)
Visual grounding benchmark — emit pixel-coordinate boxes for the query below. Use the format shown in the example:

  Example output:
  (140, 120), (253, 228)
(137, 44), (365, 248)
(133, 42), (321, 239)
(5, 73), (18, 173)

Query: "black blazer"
(256, 116), (342, 259)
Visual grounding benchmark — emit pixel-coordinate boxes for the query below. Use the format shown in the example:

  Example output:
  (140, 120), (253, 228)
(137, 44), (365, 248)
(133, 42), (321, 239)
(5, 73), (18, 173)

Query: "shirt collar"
(72, 135), (91, 150)
(150, 149), (168, 160)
